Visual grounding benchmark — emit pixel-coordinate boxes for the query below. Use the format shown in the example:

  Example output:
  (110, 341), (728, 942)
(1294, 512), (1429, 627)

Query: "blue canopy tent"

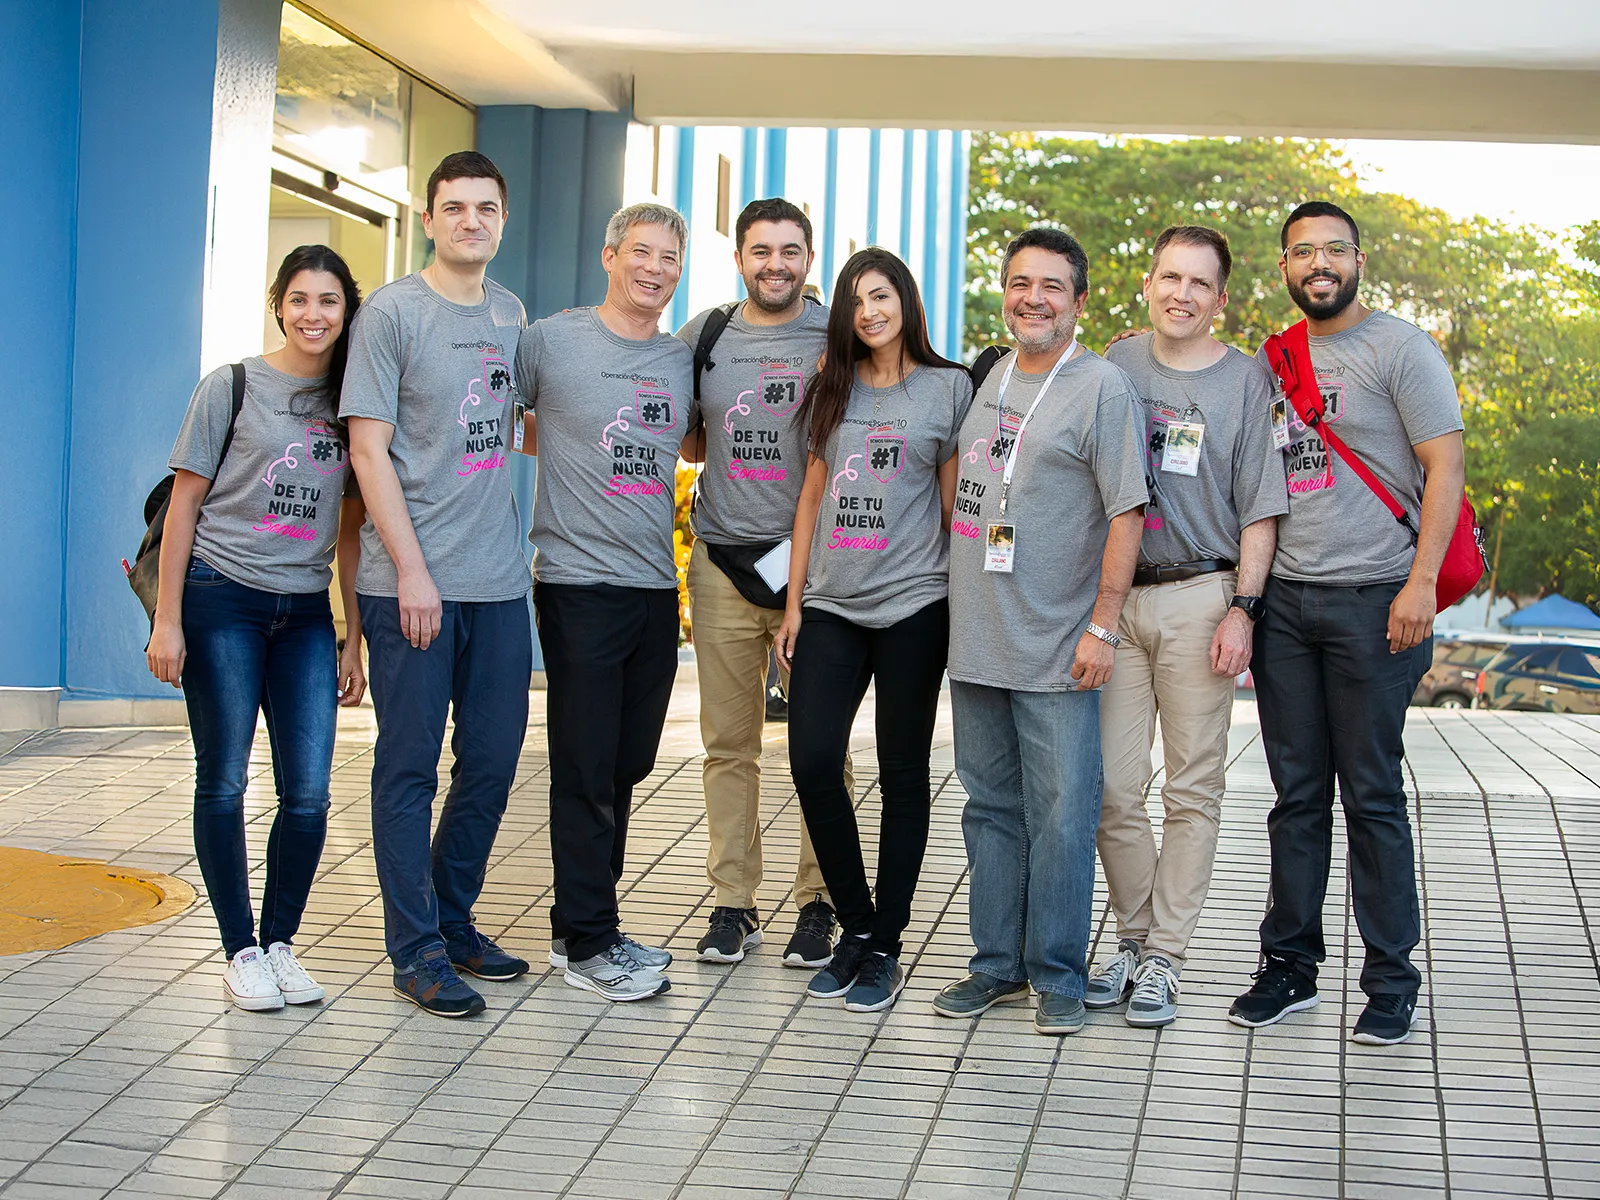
(1501, 594), (1600, 633)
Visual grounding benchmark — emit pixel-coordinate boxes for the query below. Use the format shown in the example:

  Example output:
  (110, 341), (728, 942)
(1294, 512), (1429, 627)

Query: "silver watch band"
(1086, 621), (1122, 648)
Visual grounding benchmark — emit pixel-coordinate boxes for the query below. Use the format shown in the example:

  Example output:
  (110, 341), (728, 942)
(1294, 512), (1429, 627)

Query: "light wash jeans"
(952, 680), (1103, 997)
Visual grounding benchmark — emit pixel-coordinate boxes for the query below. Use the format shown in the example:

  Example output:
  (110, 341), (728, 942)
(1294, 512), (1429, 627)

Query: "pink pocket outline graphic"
(865, 430), (906, 484)
(304, 421), (346, 477)
(756, 368), (803, 418)
(634, 386), (680, 436)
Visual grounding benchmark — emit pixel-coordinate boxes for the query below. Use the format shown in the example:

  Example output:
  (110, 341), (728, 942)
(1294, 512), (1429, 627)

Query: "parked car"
(1474, 642), (1600, 715)
(1414, 635), (1519, 708)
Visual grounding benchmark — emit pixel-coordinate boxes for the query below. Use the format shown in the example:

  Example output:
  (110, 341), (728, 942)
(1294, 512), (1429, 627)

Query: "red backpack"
(1262, 321), (1485, 610)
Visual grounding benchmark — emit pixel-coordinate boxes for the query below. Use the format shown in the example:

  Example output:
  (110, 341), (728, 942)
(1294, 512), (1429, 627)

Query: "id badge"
(511, 396), (527, 453)
(984, 523), (1016, 573)
(1270, 397), (1290, 451)
(1160, 421), (1205, 476)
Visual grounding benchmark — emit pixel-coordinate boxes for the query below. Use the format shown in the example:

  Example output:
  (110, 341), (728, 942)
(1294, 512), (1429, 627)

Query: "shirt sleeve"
(514, 322), (544, 411)
(1389, 328), (1463, 445)
(338, 302), (403, 424)
(1092, 384), (1151, 520)
(1232, 359), (1290, 527)
(939, 370), (976, 461)
(167, 366), (237, 480)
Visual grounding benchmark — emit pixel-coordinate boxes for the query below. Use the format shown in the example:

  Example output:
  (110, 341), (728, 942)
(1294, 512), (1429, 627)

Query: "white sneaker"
(224, 947), (284, 1011)
(265, 942), (325, 1004)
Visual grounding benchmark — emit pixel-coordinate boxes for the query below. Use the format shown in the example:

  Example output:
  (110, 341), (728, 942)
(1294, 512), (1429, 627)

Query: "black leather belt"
(1131, 558), (1236, 587)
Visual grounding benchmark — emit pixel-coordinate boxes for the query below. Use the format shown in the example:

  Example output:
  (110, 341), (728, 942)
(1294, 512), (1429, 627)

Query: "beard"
(1287, 269), (1359, 320)
(746, 272), (802, 313)
(1004, 305), (1076, 354)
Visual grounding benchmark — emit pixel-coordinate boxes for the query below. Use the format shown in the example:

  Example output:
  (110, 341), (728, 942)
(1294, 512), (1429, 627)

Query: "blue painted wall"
(61, 1), (222, 698)
(0, 2), (81, 689)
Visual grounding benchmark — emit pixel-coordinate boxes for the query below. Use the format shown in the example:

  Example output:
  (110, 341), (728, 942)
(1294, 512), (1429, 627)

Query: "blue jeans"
(1252, 577), (1429, 995)
(360, 594), (531, 968)
(180, 558), (334, 958)
(952, 681), (1103, 997)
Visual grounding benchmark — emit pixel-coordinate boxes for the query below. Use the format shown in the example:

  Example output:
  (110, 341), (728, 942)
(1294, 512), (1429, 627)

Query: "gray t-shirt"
(1256, 310), (1463, 584)
(169, 358), (352, 595)
(1106, 334), (1288, 566)
(339, 273), (530, 603)
(516, 308), (696, 589)
(675, 301), (828, 546)
(803, 365), (974, 628)
(947, 349), (1148, 691)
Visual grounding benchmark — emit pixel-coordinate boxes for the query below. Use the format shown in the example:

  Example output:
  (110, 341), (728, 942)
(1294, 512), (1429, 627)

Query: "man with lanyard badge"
(934, 228), (1147, 1034)
(676, 199), (842, 969)
(1088, 225), (1288, 1028)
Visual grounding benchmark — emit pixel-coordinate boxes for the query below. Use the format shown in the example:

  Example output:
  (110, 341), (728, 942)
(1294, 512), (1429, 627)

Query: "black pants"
(535, 583), (679, 962)
(787, 599), (949, 958)
(1252, 577), (1430, 996)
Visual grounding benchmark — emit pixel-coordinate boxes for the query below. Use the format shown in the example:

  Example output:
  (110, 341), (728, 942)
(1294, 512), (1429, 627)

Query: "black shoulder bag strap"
(218, 361), (247, 463)
(970, 344), (1013, 392)
(693, 302), (741, 403)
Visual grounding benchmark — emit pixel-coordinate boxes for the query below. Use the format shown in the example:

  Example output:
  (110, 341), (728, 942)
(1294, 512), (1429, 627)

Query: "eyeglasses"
(1284, 240), (1358, 263)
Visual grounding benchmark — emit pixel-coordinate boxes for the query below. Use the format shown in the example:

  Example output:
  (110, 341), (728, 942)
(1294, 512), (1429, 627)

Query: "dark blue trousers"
(1252, 577), (1430, 996)
(360, 594), (531, 968)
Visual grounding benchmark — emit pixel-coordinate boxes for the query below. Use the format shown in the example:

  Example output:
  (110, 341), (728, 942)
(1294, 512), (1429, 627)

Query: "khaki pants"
(1097, 572), (1236, 967)
(688, 539), (830, 910)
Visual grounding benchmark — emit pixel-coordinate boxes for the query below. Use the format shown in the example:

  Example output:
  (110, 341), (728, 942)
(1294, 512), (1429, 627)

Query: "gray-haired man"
(513, 203), (696, 1001)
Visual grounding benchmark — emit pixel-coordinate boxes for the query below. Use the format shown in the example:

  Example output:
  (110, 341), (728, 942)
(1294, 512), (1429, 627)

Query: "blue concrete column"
(923, 131), (943, 354)
(478, 104), (630, 673)
(670, 127), (696, 332)
(947, 131), (970, 361)
(866, 129), (882, 248)
(822, 129), (840, 297)
(0, 2), (81, 692)
(763, 128), (788, 198)
(63, 0), (223, 699)
(739, 127), (760, 294)
(899, 131), (915, 262)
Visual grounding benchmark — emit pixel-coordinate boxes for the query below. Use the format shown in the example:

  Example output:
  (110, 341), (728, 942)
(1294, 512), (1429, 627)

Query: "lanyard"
(994, 337), (1077, 516)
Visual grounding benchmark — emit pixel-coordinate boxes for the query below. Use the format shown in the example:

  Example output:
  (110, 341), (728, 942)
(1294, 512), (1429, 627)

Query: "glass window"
(408, 81), (476, 273)
(1444, 641), (1505, 667)
(1510, 646), (1562, 672)
(1556, 648), (1600, 680)
(275, 6), (410, 203)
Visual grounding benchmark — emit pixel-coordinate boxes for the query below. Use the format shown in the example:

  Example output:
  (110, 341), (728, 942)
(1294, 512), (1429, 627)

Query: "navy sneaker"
(1228, 959), (1319, 1028)
(807, 935), (871, 999)
(844, 953), (906, 1013)
(445, 927), (529, 982)
(394, 948), (486, 1018)
(1352, 992), (1418, 1045)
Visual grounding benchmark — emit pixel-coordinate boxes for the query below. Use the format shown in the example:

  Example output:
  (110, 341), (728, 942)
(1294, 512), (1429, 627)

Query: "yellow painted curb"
(0, 845), (197, 956)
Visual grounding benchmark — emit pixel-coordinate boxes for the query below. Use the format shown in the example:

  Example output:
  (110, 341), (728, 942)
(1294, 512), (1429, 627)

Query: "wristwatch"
(1086, 621), (1123, 648)
(1229, 595), (1267, 622)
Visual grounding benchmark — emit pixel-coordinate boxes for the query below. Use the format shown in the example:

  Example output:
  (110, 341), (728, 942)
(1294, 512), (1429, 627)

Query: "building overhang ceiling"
(305, 0), (1600, 143)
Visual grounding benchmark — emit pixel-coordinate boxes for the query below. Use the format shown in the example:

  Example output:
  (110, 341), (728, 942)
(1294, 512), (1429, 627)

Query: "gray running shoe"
(620, 934), (673, 970)
(1126, 955), (1181, 1027)
(844, 953), (906, 1013)
(1034, 992), (1086, 1036)
(564, 943), (671, 1002)
(933, 972), (1030, 1018)
(1084, 938), (1141, 1009)
(548, 938), (568, 969)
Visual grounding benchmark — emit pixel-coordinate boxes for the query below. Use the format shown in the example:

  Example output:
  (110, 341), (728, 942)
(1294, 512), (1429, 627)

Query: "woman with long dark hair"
(147, 245), (366, 1012)
(774, 248), (973, 1012)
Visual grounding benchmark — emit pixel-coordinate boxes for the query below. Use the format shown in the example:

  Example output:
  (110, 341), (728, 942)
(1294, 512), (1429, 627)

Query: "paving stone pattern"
(0, 689), (1596, 1199)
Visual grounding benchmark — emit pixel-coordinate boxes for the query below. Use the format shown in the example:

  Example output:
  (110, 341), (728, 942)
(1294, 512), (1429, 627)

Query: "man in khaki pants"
(1092, 226), (1288, 1026)
(676, 198), (839, 967)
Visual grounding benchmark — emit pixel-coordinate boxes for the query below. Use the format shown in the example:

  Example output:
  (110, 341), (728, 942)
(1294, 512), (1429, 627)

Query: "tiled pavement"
(0, 682), (1597, 1199)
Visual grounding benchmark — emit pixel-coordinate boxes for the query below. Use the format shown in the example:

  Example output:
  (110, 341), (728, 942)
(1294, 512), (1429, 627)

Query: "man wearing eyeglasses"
(1227, 201), (1466, 1046)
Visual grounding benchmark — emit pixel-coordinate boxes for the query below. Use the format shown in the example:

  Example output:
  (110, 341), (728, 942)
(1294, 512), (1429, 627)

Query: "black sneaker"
(807, 935), (871, 999)
(445, 927), (529, 981)
(783, 899), (837, 968)
(1352, 992), (1418, 1045)
(394, 948), (486, 1018)
(765, 690), (789, 722)
(696, 906), (761, 963)
(1227, 959), (1319, 1028)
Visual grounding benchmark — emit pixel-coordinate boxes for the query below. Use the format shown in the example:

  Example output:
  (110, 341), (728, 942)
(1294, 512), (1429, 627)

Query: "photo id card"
(984, 523), (1016, 573)
(1160, 421), (1205, 476)
(1270, 397), (1290, 450)
(512, 397), (528, 453)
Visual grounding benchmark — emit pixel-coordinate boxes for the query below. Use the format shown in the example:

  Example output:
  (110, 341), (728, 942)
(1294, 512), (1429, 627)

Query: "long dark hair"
(797, 247), (963, 452)
(267, 244), (362, 425)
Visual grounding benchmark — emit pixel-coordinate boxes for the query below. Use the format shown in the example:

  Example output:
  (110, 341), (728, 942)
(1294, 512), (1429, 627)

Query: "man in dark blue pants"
(344, 151), (534, 1017)
(1229, 201), (1466, 1046)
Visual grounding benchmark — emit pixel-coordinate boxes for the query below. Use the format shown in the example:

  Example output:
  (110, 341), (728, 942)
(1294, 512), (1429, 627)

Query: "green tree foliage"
(966, 133), (1600, 606)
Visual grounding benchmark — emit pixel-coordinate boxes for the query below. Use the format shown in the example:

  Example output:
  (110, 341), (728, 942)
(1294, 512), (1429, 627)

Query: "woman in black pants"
(775, 248), (973, 1012)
